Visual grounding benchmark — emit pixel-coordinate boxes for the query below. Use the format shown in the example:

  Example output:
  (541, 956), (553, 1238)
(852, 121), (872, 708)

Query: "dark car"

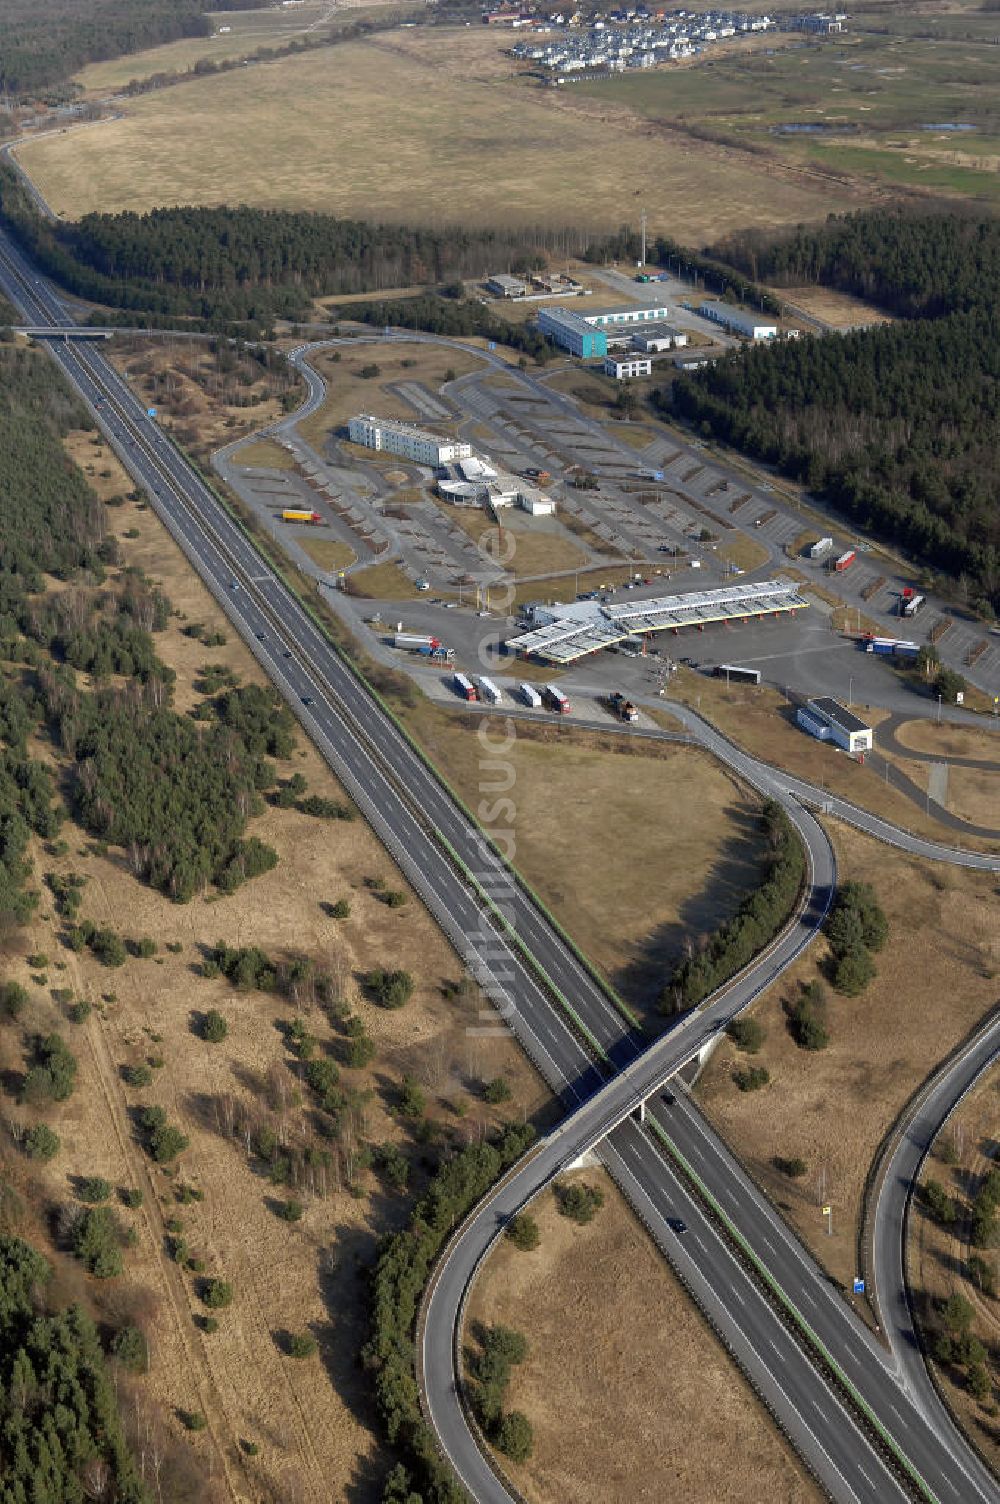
(302, 696), (314, 706)
(662, 1092), (676, 1106)
(667, 1218), (687, 1235)
(255, 631), (265, 641)
(282, 649), (292, 659)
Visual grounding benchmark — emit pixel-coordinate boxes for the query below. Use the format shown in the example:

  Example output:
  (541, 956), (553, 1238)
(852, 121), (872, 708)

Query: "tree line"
(665, 801), (805, 1011)
(365, 1120), (535, 1504)
(0, 0), (271, 98)
(0, 1234), (151, 1502)
(671, 210), (1000, 612)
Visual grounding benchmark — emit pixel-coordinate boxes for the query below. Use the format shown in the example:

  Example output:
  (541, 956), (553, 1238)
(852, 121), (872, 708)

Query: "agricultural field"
(72, 2), (423, 93)
(17, 27), (860, 239)
(469, 1170), (824, 1503)
(7, 426), (549, 1502)
(695, 822), (1000, 1294)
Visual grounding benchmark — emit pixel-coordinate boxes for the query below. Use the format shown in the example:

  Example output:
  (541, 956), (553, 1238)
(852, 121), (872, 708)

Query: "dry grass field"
(669, 670), (1000, 853)
(231, 438), (296, 471)
(73, 3), (420, 93)
(442, 506), (590, 580)
(909, 1073), (1000, 1470)
(776, 285), (895, 330)
(294, 344), (486, 451)
(12, 431), (550, 1504)
(696, 822), (1000, 1292)
(398, 705), (768, 1021)
(296, 536), (356, 572)
(346, 561), (428, 599)
(18, 28), (858, 238)
(893, 718), (1000, 763)
(468, 1171), (824, 1503)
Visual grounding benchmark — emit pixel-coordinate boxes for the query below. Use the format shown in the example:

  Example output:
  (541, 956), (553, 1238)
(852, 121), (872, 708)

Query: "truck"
(519, 682), (543, 708)
(524, 467), (551, 485)
(393, 633), (440, 651)
(832, 549), (856, 573)
(863, 636), (920, 658)
(542, 684), (571, 714)
(478, 675), (503, 705)
(608, 690), (639, 722)
(713, 664), (761, 685)
(808, 536), (834, 560)
(417, 644), (455, 661)
(453, 672), (478, 702)
(281, 509), (322, 524)
(901, 592), (925, 618)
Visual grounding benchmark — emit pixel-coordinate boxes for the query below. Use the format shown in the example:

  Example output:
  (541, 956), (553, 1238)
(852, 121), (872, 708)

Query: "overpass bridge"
(15, 325), (113, 339)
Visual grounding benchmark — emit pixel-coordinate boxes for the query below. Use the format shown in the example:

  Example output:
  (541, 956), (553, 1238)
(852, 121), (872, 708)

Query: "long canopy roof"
(510, 578), (808, 663)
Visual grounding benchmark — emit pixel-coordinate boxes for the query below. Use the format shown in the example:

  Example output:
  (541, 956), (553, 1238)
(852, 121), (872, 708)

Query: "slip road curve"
(2, 236), (999, 1504)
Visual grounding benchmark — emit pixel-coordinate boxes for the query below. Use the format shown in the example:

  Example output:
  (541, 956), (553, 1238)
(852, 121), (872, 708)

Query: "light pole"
(936, 693), (942, 724)
(848, 675), (853, 707)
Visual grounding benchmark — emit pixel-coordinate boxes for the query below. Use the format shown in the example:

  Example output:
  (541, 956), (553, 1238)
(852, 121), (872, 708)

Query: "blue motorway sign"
(852, 1278), (865, 1295)
(488, 341), (497, 351)
(147, 407), (157, 418)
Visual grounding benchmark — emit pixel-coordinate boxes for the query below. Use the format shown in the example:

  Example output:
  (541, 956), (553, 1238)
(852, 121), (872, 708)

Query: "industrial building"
(583, 303), (671, 328)
(604, 354), (652, 380)
(797, 698), (873, 755)
(508, 578), (808, 664)
(699, 302), (778, 341)
(486, 274), (528, 299)
(348, 415), (471, 467)
(536, 307), (608, 357)
(632, 327), (689, 353)
(437, 455), (556, 516)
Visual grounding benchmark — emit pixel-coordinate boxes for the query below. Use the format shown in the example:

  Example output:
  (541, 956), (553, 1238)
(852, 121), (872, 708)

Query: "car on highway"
(229, 580), (239, 591)
(282, 649), (292, 658)
(301, 695), (314, 706)
(662, 1091), (676, 1105)
(255, 631), (265, 641)
(667, 1218), (687, 1235)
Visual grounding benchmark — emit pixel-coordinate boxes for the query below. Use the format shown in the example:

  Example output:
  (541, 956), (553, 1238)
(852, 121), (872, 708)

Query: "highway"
(2, 229), (998, 1504)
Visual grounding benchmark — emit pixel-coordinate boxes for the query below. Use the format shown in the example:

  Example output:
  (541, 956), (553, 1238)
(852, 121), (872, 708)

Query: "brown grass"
(944, 767), (1000, 829)
(695, 822), (1000, 1293)
(718, 534), (771, 573)
(776, 284), (894, 331)
(232, 437), (297, 470)
(398, 704), (767, 1021)
(18, 28), (857, 238)
(346, 561), (424, 599)
(297, 536), (357, 572)
(893, 718), (1000, 764)
(9, 460), (549, 1501)
(468, 1170), (824, 1504)
(442, 508), (589, 579)
(295, 344), (486, 450)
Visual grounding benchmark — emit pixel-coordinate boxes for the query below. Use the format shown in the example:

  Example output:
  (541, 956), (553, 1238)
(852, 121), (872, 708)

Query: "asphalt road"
(3, 232), (999, 1504)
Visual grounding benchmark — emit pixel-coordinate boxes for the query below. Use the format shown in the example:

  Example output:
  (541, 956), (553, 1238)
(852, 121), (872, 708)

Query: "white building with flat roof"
(583, 303), (670, 327)
(797, 697), (873, 755)
(699, 302), (778, 341)
(604, 355), (652, 380)
(633, 327), (688, 353)
(348, 415), (471, 467)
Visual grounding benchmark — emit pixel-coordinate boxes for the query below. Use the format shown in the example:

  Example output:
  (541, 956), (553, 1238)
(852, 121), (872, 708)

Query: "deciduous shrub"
(506, 1214), (540, 1251)
(556, 1181), (604, 1225)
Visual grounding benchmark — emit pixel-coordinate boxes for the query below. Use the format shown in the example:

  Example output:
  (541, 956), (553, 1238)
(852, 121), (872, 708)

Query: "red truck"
(832, 549), (856, 573)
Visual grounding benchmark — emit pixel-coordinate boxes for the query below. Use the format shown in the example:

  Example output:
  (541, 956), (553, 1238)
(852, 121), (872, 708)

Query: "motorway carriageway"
(2, 234), (999, 1504)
